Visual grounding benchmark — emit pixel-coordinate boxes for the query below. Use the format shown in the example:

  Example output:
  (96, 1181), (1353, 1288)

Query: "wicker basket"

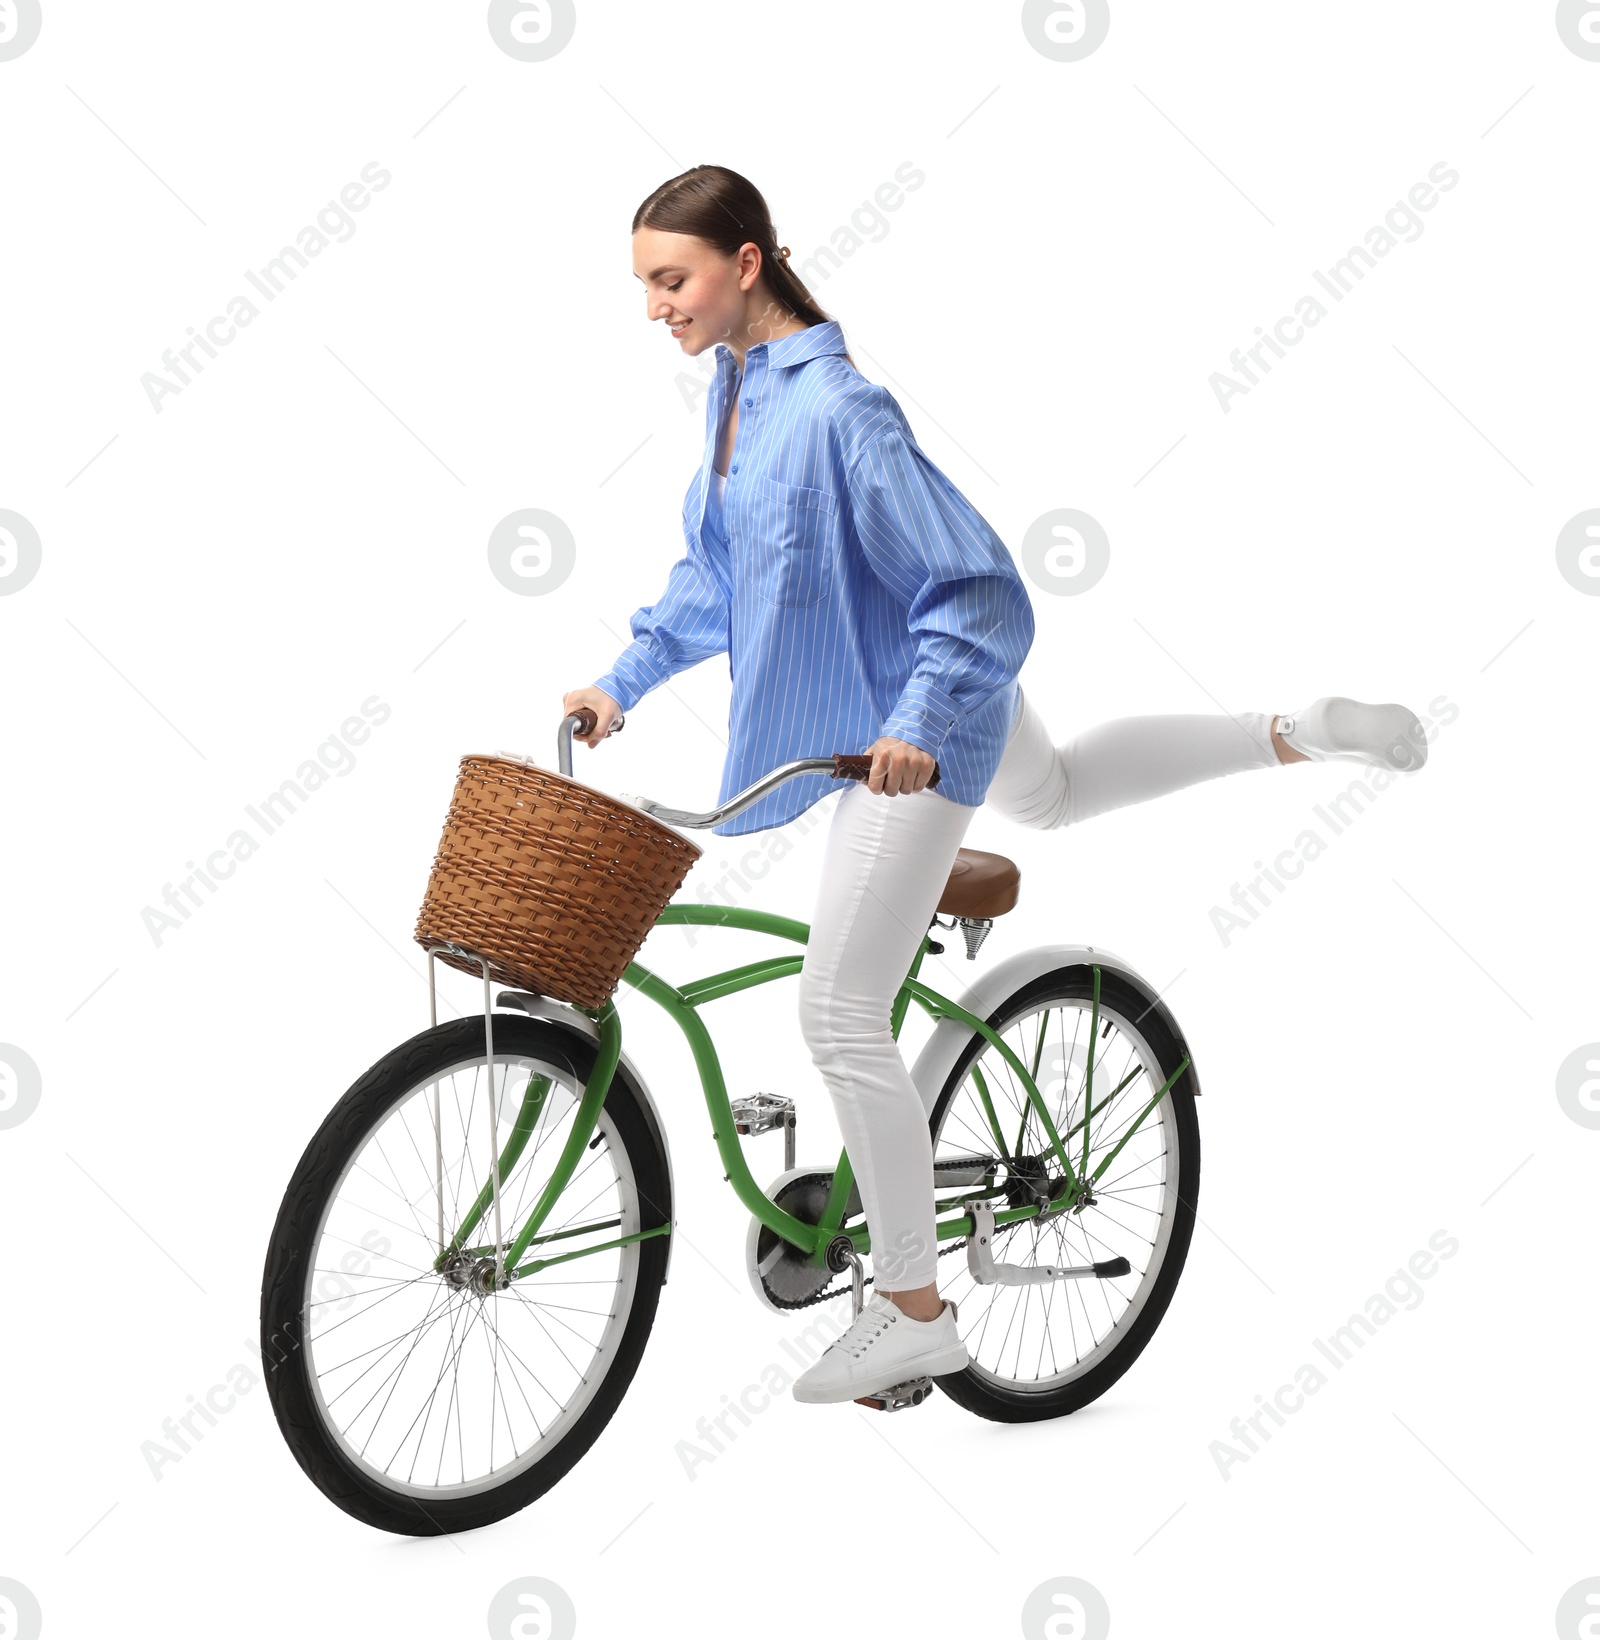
(413, 753), (704, 1010)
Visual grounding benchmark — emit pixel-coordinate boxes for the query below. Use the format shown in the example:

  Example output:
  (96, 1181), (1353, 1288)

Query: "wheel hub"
(1001, 1152), (1062, 1211)
(440, 1251), (509, 1295)
(470, 1256), (509, 1295)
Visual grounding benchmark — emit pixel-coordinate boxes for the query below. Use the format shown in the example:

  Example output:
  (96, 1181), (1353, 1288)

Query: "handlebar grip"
(571, 707), (598, 735)
(831, 752), (941, 790)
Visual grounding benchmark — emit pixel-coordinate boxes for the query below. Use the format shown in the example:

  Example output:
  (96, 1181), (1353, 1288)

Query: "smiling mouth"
(669, 319), (692, 335)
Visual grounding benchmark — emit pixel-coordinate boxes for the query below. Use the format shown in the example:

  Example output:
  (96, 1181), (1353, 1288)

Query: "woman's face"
(633, 227), (758, 355)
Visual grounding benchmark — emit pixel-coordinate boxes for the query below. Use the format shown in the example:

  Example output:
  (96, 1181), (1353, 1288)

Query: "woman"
(564, 165), (1428, 1408)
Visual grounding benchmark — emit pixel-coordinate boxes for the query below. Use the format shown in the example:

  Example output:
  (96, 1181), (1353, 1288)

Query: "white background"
(2, 2), (1596, 1636)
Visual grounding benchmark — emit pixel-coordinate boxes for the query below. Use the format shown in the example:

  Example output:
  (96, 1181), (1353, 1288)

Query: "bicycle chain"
(786, 1232), (973, 1310)
(768, 1162), (1072, 1310)
(789, 1190), (1083, 1309)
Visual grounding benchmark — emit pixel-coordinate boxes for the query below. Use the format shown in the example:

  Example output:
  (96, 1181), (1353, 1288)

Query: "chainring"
(746, 1170), (849, 1313)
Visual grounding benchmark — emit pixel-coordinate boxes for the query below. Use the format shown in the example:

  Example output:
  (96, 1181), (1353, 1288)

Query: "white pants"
(796, 686), (1279, 1290)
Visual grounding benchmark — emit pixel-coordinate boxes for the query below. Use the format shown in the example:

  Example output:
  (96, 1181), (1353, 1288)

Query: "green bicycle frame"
(437, 903), (1188, 1284)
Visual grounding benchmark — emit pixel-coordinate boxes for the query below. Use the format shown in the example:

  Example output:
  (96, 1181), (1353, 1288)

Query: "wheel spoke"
(931, 983), (1191, 1397)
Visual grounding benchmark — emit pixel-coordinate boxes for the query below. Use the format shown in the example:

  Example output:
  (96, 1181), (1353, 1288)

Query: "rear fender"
(908, 943), (1201, 1125)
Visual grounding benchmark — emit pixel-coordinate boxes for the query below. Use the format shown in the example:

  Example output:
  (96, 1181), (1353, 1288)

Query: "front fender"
(908, 943), (1201, 1124)
(495, 991), (679, 1285)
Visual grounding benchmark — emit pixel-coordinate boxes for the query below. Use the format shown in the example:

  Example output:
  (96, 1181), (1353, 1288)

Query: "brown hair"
(633, 165), (858, 370)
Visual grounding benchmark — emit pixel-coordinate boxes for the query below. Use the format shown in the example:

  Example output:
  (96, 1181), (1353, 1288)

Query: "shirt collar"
(717, 319), (847, 378)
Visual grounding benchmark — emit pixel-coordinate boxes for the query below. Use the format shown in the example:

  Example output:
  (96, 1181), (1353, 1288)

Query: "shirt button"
(744, 397), (753, 407)
(730, 464), (738, 473)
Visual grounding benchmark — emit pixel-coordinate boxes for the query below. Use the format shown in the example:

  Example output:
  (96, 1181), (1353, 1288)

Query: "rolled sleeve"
(592, 642), (668, 715)
(878, 678), (961, 759)
(846, 426), (1034, 756)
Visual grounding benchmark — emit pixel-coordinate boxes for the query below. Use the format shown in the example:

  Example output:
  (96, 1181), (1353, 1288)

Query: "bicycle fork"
(421, 943), (665, 1291)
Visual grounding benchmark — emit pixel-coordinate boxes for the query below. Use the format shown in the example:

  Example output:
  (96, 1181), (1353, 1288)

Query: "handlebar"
(553, 708), (940, 831)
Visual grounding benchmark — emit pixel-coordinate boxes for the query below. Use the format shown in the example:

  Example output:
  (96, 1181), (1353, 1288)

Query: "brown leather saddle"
(936, 848), (1020, 919)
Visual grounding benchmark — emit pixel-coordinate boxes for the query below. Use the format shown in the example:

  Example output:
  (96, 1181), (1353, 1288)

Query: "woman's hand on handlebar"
(864, 735), (938, 797)
(563, 686), (624, 749)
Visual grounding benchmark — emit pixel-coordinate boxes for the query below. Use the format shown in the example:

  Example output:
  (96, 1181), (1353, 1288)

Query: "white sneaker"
(1276, 696), (1429, 773)
(791, 1292), (968, 1405)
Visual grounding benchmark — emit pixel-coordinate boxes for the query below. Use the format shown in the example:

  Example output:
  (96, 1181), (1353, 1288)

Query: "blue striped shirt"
(593, 320), (1035, 836)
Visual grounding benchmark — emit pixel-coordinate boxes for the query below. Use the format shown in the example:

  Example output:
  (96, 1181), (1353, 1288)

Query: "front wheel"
(928, 965), (1200, 1423)
(259, 1014), (672, 1535)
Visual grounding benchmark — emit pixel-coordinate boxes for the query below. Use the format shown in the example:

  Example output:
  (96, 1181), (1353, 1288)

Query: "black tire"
(259, 1014), (672, 1536)
(928, 965), (1200, 1424)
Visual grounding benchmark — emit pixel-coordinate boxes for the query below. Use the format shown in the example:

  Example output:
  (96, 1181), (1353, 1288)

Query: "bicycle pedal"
(854, 1375), (934, 1412)
(729, 1092), (794, 1137)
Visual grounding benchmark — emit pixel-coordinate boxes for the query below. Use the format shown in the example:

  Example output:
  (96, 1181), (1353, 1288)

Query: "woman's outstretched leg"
(987, 687), (1428, 831)
(986, 687), (1279, 830)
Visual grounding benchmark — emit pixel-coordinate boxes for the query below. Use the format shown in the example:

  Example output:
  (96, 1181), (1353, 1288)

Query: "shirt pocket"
(747, 475), (836, 608)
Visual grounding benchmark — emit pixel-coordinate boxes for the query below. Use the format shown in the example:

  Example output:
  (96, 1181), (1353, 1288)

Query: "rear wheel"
(928, 966), (1200, 1422)
(260, 1014), (672, 1535)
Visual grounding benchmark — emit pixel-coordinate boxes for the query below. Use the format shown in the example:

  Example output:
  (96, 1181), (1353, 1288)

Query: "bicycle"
(259, 710), (1202, 1536)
